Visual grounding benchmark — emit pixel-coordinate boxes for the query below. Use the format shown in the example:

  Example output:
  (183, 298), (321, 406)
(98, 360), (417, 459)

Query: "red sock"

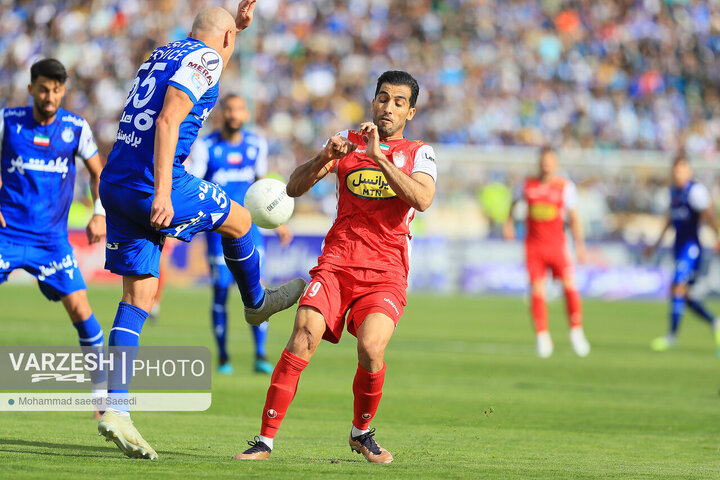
(564, 288), (582, 328)
(260, 348), (308, 438)
(352, 363), (386, 430)
(531, 294), (548, 333)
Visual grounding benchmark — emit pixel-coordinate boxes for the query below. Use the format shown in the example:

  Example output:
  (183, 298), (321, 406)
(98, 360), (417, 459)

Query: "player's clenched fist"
(86, 215), (106, 244)
(150, 195), (174, 229)
(322, 135), (356, 161)
(236, 0), (256, 31)
(359, 122), (383, 163)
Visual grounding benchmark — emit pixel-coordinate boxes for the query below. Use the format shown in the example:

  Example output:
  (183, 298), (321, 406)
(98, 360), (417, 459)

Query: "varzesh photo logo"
(0, 346), (211, 412)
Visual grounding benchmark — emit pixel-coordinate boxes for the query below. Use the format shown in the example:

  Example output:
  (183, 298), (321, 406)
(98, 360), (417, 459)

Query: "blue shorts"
(100, 173), (231, 277)
(0, 238), (87, 301)
(206, 227), (265, 288)
(673, 242), (702, 285)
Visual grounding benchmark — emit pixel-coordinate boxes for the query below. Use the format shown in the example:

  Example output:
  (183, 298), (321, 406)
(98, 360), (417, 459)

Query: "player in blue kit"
(0, 59), (107, 413)
(190, 94), (293, 375)
(96, 3), (305, 460)
(645, 152), (720, 353)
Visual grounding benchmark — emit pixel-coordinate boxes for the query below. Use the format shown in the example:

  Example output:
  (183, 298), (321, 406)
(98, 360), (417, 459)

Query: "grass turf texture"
(0, 284), (718, 479)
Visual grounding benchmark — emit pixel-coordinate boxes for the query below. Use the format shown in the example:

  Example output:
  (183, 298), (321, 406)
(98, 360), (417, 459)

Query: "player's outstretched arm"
(698, 205), (720, 253)
(567, 208), (587, 263)
(235, 0), (256, 32)
(286, 135), (356, 197)
(360, 122), (435, 212)
(503, 200), (517, 241)
(644, 215), (671, 259)
(84, 153), (106, 244)
(151, 86), (195, 229)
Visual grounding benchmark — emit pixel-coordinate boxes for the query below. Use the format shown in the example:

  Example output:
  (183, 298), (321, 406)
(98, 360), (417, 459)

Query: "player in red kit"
(235, 71), (437, 463)
(504, 146), (590, 358)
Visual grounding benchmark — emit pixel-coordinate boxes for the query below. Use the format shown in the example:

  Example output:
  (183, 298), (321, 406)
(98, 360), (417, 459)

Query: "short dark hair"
(673, 149), (688, 166)
(220, 93), (244, 108)
(539, 145), (556, 158)
(30, 58), (67, 84)
(374, 71), (419, 108)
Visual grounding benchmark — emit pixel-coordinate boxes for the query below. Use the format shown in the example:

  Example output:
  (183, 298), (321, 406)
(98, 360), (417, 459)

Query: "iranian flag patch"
(33, 134), (50, 147)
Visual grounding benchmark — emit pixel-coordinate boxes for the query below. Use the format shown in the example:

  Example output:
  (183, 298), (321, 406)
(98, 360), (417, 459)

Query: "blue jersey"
(101, 37), (223, 193)
(670, 180), (708, 256)
(0, 106), (98, 245)
(190, 130), (268, 205)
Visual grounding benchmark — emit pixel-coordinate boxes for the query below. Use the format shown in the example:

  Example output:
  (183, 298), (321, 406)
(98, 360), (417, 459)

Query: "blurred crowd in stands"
(2, 0), (720, 225)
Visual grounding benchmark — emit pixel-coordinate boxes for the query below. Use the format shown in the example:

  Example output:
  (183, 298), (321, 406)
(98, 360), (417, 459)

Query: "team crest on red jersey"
(392, 150), (407, 168)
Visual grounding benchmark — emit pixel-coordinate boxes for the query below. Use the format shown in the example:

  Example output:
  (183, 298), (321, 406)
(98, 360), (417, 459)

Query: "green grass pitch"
(0, 284), (718, 479)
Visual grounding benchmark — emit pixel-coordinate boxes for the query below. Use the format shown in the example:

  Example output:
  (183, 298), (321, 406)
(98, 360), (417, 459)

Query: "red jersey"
(319, 130), (437, 278)
(523, 176), (577, 247)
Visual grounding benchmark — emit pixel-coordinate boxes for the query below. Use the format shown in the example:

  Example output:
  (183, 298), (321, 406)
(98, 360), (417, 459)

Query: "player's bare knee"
(302, 327), (320, 353)
(357, 339), (386, 364)
(62, 290), (92, 323)
(121, 291), (155, 313)
(672, 284), (687, 296)
(287, 327), (318, 358)
(531, 282), (545, 296)
(217, 201), (251, 239)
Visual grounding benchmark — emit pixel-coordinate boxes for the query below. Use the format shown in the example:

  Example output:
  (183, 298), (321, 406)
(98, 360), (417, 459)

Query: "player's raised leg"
(349, 313), (395, 463)
(685, 293), (716, 326)
(234, 306), (326, 460)
(98, 274), (158, 459)
(214, 200), (306, 326)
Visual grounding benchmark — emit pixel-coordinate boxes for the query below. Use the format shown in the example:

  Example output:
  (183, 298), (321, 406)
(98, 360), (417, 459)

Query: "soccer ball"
(244, 178), (295, 229)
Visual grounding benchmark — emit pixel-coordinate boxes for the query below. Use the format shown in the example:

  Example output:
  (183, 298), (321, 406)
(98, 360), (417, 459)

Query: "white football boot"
(536, 331), (554, 358)
(569, 326), (591, 357)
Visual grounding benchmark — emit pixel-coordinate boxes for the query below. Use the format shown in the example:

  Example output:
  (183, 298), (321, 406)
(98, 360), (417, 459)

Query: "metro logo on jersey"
(187, 62), (213, 85)
(346, 168), (397, 199)
(33, 134), (50, 147)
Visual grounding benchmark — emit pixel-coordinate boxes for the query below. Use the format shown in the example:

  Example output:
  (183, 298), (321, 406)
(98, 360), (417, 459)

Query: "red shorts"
(525, 242), (574, 283)
(298, 263), (407, 344)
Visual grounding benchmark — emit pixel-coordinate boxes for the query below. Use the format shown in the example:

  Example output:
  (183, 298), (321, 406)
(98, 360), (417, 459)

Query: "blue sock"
(686, 297), (715, 324)
(222, 233), (265, 309)
(107, 302), (148, 412)
(73, 314), (106, 387)
(252, 322), (269, 359)
(74, 314), (104, 347)
(670, 295), (686, 336)
(212, 285), (229, 363)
